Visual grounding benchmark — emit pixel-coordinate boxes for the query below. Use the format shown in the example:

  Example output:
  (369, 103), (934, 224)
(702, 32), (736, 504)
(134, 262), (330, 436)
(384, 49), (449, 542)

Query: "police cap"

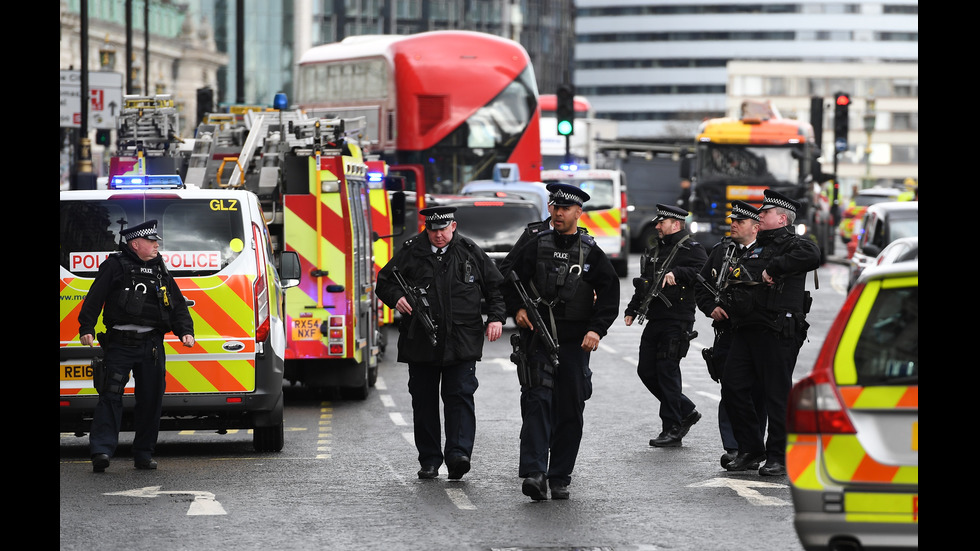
(729, 200), (760, 222)
(121, 219), (162, 242)
(419, 206), (457, 230)
(759, 189), (800, 214)
(546, 183), (590, 207)
(652, 203), (688, 223)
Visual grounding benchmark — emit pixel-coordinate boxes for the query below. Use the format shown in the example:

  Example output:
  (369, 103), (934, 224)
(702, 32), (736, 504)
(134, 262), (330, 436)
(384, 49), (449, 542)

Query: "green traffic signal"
(557, 119), (573, 136)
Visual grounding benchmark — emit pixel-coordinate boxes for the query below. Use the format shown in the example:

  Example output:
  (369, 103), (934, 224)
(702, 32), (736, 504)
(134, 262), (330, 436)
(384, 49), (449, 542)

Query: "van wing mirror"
(278, 251), (302, 289)
(373, 191), (406, 241)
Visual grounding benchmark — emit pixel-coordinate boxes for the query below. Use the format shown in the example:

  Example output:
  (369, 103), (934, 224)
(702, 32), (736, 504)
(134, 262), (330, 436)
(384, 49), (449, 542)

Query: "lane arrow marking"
(105, 486), (228, 515)
(688, 477), (790, 506)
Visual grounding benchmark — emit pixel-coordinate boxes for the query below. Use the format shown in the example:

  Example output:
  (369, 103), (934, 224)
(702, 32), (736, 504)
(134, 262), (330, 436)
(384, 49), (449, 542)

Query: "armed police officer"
(501, 183), (619, 501)
(79, 220), (195, 473)
(496, 192), (589, 278)
(376, 206), (506, 481)
(721, 189), (821, 476)
(624, 204), (707, 448)
(694, 201), (767, 469)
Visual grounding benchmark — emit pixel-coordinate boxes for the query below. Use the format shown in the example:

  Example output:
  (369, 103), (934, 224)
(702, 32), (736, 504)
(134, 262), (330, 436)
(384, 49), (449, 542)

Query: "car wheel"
(253, 422), (285, 452)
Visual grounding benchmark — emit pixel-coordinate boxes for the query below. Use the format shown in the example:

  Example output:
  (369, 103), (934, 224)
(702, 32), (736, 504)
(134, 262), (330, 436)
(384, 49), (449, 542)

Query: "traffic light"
(95, 129), (111, 147)
(833, 92), (850, 151)
(196, 86), (214, 124)
(556, 84), (575, 136)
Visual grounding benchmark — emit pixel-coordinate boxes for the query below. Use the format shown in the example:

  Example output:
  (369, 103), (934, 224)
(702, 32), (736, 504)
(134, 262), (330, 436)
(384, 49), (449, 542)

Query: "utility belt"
(105, 328), (162, 347)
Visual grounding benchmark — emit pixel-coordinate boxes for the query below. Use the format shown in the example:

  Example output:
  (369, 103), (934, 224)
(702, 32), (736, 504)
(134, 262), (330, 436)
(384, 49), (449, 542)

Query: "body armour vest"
(533, 231), (595, 320)
(114, 254), (171, 329)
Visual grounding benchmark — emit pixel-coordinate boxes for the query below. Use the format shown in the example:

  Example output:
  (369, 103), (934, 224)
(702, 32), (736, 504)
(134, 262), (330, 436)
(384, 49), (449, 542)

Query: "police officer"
(501, 183), (619, 501)
(624, 204), (708, 447)
(497, 195), (588, 278)
(376, 206), (506, 481)
(694, 201), (766, 468)
(721, 189), (821, 476)
(78, 220), (195, 473)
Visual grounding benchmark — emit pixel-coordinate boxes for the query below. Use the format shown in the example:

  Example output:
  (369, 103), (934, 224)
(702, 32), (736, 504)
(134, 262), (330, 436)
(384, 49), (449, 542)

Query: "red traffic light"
(835, 94), (850, 106)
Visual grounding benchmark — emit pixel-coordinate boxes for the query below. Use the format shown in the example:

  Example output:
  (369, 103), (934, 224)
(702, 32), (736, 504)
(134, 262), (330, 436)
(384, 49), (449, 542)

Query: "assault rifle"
(508, 271), (560, 370)
(634, 234), (691, 324)
(392, 267), (439, 347)
(697, 241), (738, 303)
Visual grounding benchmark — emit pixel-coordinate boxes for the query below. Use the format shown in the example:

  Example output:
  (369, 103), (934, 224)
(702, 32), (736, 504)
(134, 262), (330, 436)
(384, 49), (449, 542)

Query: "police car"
(60, 174), (301, 452)
(786, 259), (918, 550)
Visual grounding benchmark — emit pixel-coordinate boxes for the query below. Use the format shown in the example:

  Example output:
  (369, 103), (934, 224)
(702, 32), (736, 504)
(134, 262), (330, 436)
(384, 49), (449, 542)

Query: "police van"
(540, 166), (630, 277)
(59, 174), (301, 452)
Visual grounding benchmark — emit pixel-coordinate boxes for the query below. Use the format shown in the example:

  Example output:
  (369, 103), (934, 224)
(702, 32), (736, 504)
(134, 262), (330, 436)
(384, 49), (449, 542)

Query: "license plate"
(61, 364), (93, 381)
(292, 318), (322, 341)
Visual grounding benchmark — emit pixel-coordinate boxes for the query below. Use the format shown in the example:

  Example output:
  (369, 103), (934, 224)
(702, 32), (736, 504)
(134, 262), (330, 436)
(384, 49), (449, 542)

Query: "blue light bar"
(109, 174), (185, 190)
(273, 92), (288, 110)
(559, 163), (580, 171)
(367, 171), (384, 183)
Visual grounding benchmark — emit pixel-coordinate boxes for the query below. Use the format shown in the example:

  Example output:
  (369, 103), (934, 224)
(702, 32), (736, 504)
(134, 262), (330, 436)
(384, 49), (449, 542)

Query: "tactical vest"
(532, 231), (595, 320)
(114, 253), (171, 329)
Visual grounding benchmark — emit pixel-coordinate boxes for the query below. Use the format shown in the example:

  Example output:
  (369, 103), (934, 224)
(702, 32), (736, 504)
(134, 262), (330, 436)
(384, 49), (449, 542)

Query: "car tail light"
(620, 190), (629, 225)
(252, 223), (271, 344)
(786, 283), (862, 435)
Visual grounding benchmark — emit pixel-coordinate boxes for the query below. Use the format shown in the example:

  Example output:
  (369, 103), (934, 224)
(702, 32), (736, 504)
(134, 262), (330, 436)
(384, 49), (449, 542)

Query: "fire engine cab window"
(59, 199), (245, 277)
(853, 285), (918, 384)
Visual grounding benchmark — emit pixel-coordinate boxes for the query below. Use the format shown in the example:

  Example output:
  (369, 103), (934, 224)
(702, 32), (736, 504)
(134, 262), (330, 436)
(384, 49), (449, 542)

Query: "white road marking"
(105, 486), (228, 515)
(688, 477), (790, 506)
(445, 487), (477, 510)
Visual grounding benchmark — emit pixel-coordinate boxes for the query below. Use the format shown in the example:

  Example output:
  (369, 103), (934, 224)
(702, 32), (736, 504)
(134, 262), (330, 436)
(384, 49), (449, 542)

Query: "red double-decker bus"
(296, 30), (542, 234)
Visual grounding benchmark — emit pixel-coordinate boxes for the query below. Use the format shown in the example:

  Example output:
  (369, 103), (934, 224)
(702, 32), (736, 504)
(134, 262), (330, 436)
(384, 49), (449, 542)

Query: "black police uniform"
(721, 214), (821, 473)
(375, 217), (506, 476)
(694, 236), (766, 460)
(78, 223), (194, 467)
(625, 210), (707, 446)
(501, 219), (619, 493)
(496, 216), (588, 278)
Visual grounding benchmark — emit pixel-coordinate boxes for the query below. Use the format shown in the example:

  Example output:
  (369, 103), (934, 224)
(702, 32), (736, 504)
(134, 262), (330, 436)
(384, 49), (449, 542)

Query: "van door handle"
(186, 300), (196, 306)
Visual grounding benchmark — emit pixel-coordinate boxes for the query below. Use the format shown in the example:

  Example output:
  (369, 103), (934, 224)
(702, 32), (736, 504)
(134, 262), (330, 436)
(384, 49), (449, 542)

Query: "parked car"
(460, 179), (550, 222)
(837, 186), (903, 245)
(425, 194), (542, 265)
(847, 201), (918, 290)
(874, 235), (918, 267)
(787, 259), (918, 551)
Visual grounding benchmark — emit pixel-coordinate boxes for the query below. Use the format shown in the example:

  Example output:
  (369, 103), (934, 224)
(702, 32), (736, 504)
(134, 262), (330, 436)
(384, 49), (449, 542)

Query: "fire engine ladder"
(229, 109), (310, 196)
(115, 95), (180, 171)
(184, 118), (250, 189)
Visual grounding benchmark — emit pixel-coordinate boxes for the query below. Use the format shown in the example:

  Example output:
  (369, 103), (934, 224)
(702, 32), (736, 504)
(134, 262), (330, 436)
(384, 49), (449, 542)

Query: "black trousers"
(519, 340), (593, 487)
(712, 327), (766, 452)
(408, 360), (478, 469)
(636, 319), (696, 431)
(721, 324), (802, 464)
(89, 331), (166, 462)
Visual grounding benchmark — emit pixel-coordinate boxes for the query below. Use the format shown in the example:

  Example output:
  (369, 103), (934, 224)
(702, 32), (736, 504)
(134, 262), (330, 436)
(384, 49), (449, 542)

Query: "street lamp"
(862, 95), (876, 189)
(99, 34), (116, 70)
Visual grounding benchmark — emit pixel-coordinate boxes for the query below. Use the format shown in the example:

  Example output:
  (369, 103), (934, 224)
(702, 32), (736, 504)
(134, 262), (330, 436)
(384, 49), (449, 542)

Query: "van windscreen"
(60, 198), (246, 277)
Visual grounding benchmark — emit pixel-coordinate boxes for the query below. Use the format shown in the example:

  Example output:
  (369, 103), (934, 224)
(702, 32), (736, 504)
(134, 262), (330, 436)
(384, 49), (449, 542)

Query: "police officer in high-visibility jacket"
(501, 183), (619, 501)
(721, 190), (821, 476)
(78, 220), (195, 473)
